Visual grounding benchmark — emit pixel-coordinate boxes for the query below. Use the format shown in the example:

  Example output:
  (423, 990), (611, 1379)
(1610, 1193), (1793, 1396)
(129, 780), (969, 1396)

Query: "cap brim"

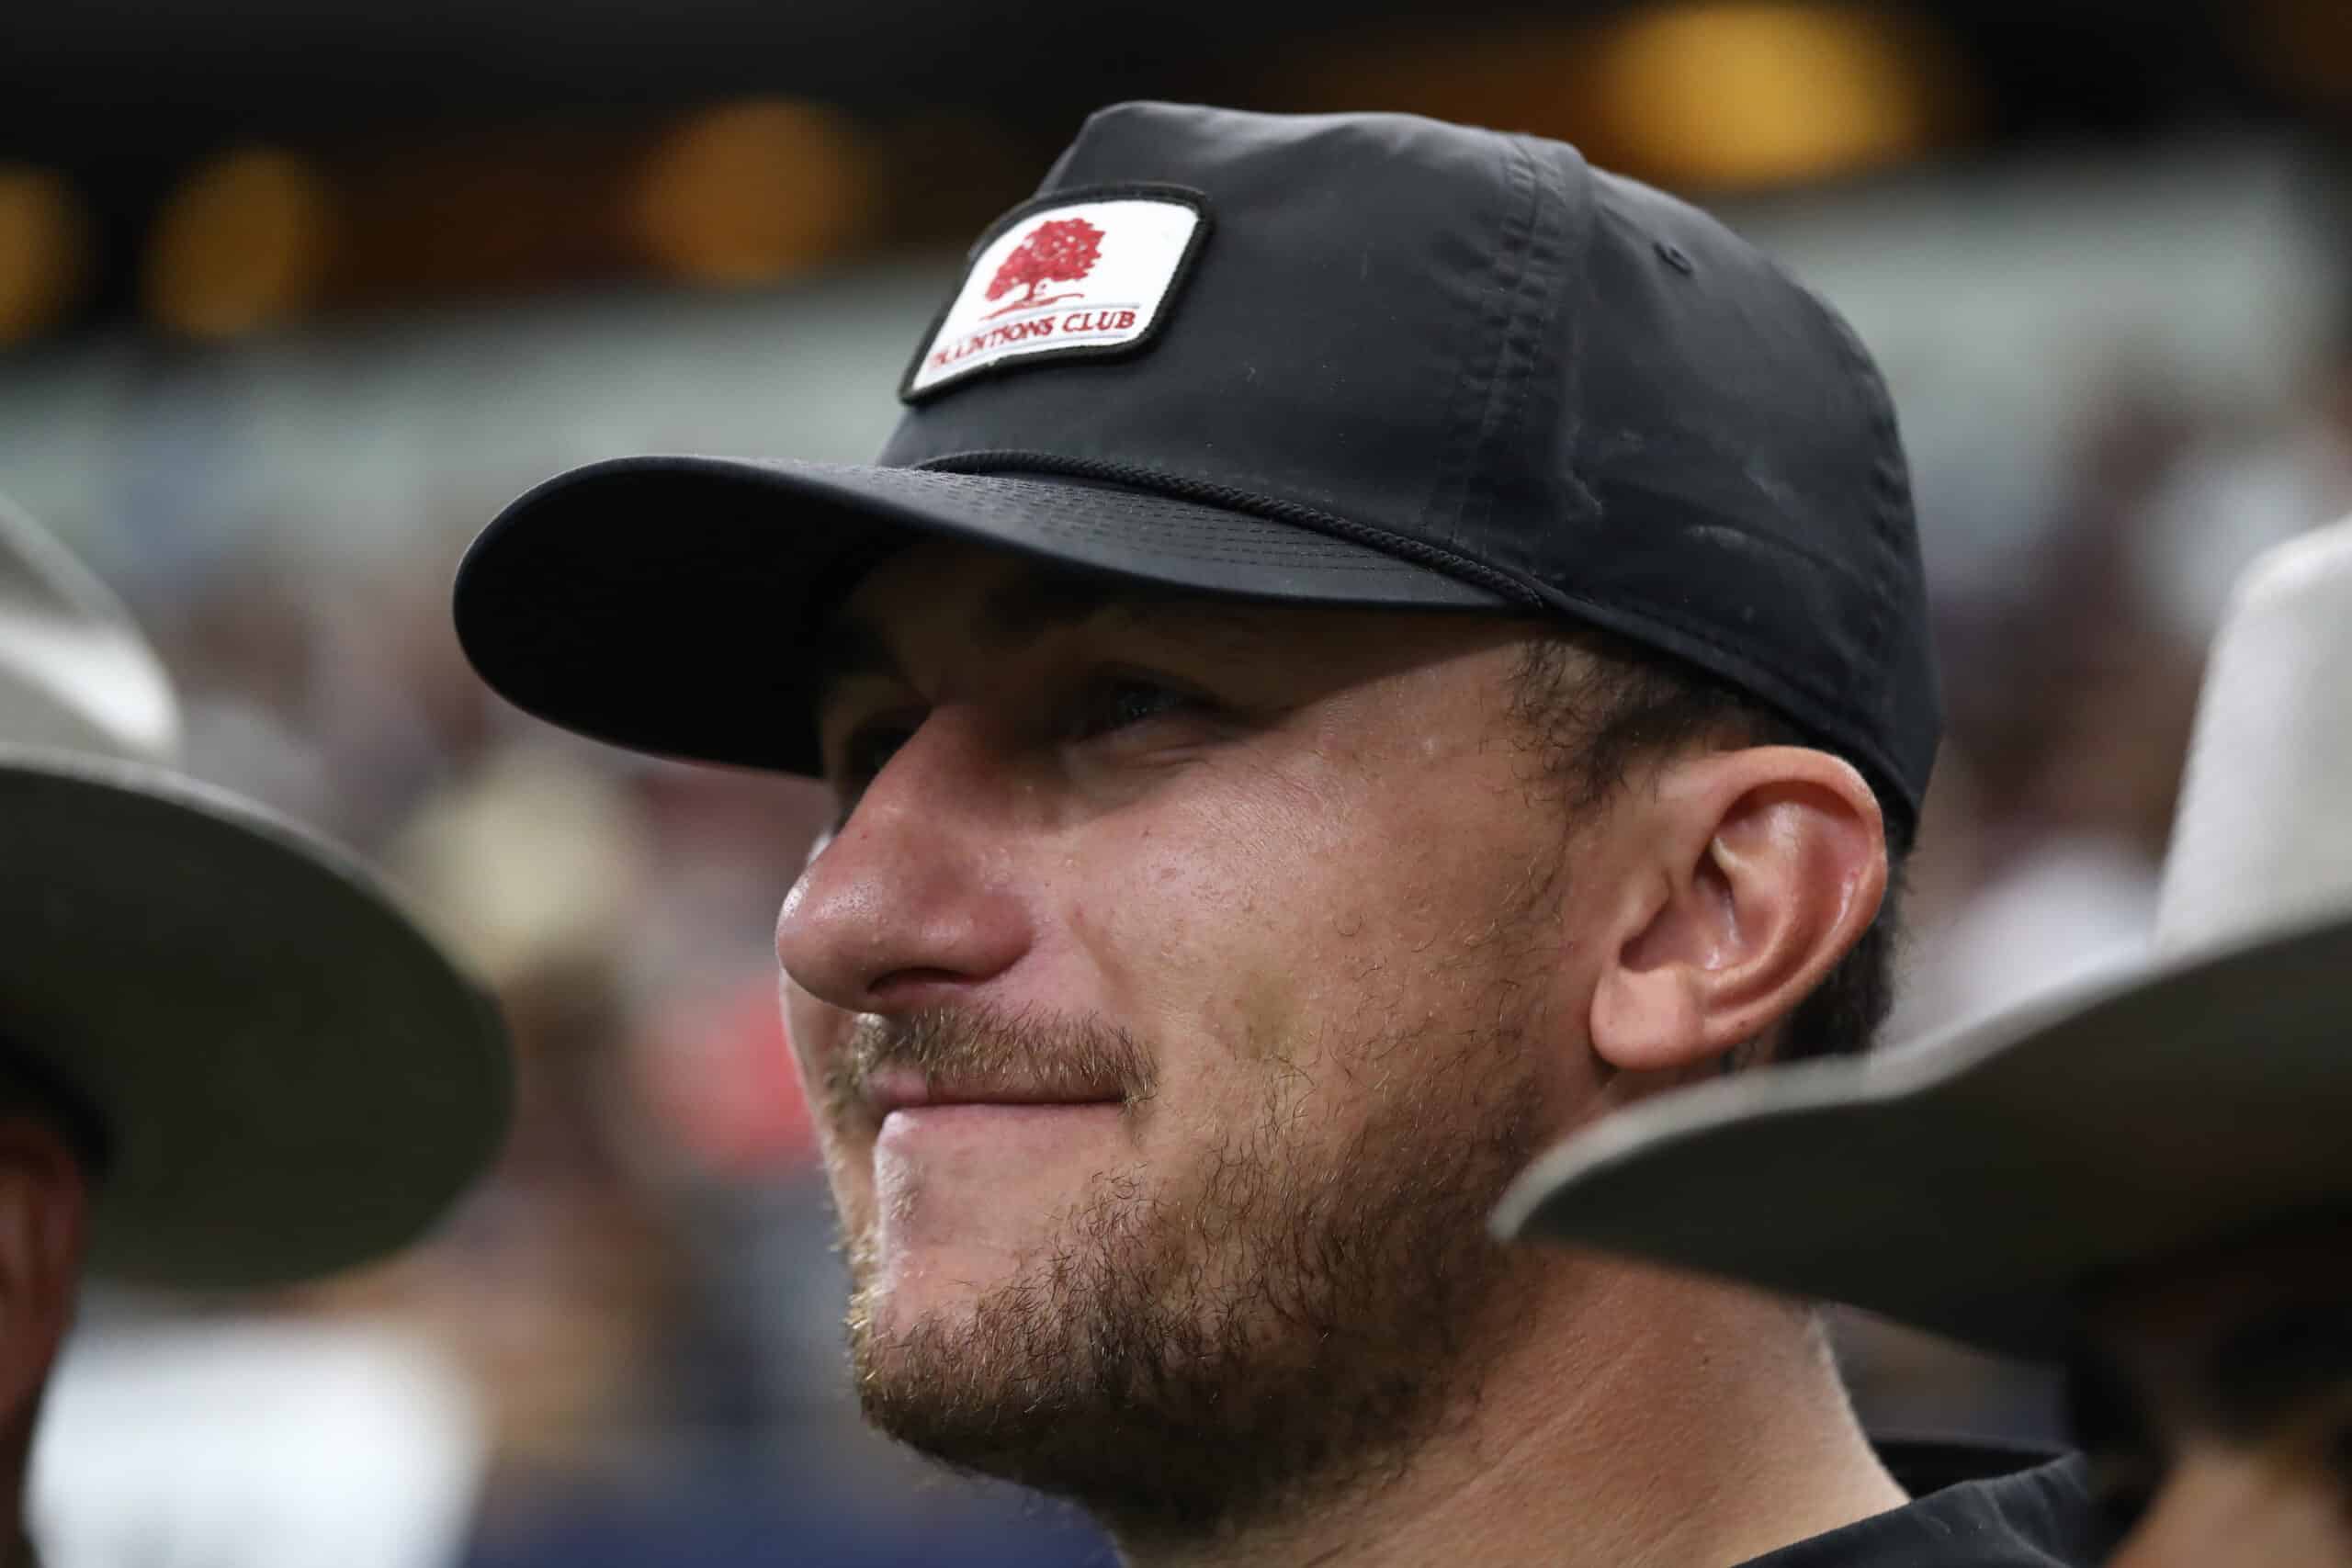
(0, 748), (511, 1290)
(1493, 909), (2352, 1359)
(453, 456), (1507, 773)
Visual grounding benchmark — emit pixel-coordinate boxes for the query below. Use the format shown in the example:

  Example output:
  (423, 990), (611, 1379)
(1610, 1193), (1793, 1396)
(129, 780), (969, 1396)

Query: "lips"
(863, 1066), (1124, 1118)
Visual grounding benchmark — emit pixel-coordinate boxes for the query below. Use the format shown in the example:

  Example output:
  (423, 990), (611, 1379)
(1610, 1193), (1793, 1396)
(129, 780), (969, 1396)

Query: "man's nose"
(776, 712), (1033, 1016)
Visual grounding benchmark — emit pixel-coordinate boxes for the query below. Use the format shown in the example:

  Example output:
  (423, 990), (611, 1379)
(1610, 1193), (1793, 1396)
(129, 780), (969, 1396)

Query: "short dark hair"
(0, 1043), (111, 1180)
(1508, 626), (1909, 1066)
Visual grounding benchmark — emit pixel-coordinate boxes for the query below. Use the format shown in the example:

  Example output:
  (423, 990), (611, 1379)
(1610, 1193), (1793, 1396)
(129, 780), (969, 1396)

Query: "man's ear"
(0, 1116), (89, 1417)
(1589, 746), (1886, 1079)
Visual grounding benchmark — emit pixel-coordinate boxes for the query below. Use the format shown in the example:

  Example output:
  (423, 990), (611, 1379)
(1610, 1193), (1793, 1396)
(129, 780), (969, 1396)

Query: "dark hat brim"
(0, 747), (511, 1289)
(452, 456), (1509, 775)
(1494, 908), (2352, 1359)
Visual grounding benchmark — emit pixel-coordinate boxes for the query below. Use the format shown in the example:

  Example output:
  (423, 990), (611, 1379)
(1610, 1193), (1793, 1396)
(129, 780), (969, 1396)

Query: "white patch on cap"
(904, 192), (1205, 400)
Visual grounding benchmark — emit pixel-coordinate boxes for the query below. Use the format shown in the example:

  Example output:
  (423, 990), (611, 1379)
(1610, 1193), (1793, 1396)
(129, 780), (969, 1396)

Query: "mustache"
(825, 1006), (1159, 1123)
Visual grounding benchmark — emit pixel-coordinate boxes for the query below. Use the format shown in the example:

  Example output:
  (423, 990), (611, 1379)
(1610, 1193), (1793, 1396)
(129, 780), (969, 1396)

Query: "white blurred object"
(388, 739), (653, 988)
(2138, 420), (2352, 649)
(1891, 832), (2160, 1044)
(175, 694), (341, 831)
(29, 1317), (485, 1568)
(0, 492), (176, 763)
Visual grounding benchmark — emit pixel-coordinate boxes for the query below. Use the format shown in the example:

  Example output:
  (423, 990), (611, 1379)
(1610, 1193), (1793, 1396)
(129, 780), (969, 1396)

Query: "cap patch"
(902, 185), (1208, 401)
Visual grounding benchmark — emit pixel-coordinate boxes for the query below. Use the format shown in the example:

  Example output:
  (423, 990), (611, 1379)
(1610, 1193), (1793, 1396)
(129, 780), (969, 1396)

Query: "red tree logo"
(983, 217), (1103, 318)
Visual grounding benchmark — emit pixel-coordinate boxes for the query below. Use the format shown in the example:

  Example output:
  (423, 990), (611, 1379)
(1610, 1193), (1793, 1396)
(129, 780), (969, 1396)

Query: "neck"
(1117, 1256), (1905, 1568)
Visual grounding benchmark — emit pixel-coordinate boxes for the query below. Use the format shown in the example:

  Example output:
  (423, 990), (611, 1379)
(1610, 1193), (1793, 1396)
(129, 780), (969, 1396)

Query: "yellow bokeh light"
(1588, 2), (1954, 188)
(2243, 0), (2352, 111)
(0, 165), (92, 346)
(143, 147), (337, 339)
(1282, 2), (1963, 192)
(628, 99), (872, 287)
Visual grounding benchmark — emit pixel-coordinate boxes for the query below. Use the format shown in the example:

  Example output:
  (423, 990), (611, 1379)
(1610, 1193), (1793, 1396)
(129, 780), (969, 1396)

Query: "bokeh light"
(2243, 0), (2352, 114)
(1289, 1), (1967, 191)
(0, 164), (92, 346)
(143, 147), (338, 339)
(1585, 2), (1964, 187)
(627, 98), (873, 287)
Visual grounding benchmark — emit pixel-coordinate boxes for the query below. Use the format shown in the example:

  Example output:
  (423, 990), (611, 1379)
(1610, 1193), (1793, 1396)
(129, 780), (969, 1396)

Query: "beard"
(828, 1003), (1551, 1546)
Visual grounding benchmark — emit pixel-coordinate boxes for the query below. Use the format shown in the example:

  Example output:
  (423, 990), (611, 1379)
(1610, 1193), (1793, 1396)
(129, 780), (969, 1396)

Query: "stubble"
(831, 995), (1553, 1546)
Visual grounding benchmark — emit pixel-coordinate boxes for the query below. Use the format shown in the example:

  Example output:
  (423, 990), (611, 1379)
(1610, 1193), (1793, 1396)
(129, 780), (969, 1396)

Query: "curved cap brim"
(453, 456), (1508, 773)
(1494, 910), (2352, 1359)
(0, 749), (512, 1290)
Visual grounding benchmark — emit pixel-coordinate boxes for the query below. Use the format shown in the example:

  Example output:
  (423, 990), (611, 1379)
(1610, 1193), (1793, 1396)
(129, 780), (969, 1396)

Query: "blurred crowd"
(1827, 331), (2352, 1443)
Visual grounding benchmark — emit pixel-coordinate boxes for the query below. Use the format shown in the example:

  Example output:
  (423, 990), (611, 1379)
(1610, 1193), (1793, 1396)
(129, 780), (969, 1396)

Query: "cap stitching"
(1445, 134), (1544, 544)
(1792, 282), (1906, 720)
(910, 450), (1544, 606)
(1466, 136), (1576, 540)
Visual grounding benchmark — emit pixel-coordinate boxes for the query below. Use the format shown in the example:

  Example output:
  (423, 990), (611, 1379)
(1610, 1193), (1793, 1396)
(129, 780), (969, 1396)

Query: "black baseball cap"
(456, 101), (1939, 829)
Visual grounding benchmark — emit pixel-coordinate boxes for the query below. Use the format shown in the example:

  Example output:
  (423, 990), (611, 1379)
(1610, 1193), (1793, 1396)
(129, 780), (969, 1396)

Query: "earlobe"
(1589, 747), (1886, 1081)
(1589, 947), (1708, 1077)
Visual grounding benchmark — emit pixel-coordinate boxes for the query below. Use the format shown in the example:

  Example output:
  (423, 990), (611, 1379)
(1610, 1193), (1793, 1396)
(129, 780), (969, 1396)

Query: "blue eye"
(1070, 678), (1199, 740)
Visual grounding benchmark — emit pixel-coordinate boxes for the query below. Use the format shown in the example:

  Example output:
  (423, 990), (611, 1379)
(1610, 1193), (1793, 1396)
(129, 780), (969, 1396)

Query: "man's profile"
(454, 103), (2102, 1567)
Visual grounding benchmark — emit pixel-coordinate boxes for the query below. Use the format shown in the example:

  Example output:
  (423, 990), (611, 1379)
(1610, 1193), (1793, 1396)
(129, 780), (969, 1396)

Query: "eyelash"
(828, 674), (1211, 806)
(1068, 675), (1205, 740)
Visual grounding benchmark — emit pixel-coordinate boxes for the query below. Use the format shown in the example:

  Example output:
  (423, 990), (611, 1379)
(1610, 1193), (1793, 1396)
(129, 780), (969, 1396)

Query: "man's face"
(2084, 1218), (2352, 1568)
(775, 541), (1614, 1533)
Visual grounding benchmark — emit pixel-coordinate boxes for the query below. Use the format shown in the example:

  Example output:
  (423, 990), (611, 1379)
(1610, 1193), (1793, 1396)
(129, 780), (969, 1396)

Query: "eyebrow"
(972, 565), (1147, 650)
(809, 615), (907, 709)
(809, 562), (1276, 714)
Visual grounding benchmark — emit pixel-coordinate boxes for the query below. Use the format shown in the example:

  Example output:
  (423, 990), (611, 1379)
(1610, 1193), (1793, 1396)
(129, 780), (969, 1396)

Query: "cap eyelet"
(1656, 241), (1695, 275)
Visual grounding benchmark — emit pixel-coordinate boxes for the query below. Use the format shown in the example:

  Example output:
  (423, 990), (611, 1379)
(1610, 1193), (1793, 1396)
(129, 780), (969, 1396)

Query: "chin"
(832, 1032), (1548, 1542)
(858, 1243), (1007, 1336)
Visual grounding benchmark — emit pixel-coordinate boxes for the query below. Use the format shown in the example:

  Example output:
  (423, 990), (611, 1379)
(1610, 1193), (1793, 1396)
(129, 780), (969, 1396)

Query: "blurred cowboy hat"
(1495, 513), (2352, 1359)
(0, 496), (509, 1288)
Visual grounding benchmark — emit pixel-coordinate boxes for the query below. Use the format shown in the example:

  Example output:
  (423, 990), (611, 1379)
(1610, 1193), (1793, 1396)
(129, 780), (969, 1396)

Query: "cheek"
(1059, 751), (1559, 1082)
(1045, 703), (1600, 1156)
(1065, 784), (1371, 1066)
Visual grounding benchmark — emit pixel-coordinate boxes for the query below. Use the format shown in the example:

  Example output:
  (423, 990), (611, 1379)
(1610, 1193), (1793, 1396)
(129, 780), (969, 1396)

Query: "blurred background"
(5, 0), (2350, 1561)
